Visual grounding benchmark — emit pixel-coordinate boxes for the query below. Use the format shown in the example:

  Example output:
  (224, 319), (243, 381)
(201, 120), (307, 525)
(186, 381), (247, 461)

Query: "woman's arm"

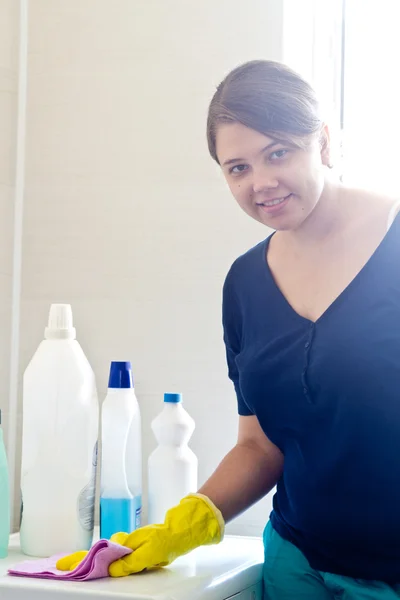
(198, 415), (284, 522)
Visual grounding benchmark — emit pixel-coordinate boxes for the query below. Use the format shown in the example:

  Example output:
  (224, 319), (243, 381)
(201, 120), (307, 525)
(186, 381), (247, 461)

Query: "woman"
(59, 61), (400, 599)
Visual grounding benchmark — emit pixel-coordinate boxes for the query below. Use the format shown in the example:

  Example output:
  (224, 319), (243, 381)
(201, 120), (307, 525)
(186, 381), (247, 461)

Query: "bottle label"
(78, 442), (98, 531)
(19, 491), (23, 527)
(134, 495), (142, 529)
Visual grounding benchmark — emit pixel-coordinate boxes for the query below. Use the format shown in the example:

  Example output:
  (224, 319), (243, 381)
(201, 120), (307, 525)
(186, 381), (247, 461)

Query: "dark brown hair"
(207, 60), (324, 164)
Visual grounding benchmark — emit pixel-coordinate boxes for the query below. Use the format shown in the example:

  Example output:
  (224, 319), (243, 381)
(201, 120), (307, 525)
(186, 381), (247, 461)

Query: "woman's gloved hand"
(56, 550), (89, 572)
(56, 493), (225, 577)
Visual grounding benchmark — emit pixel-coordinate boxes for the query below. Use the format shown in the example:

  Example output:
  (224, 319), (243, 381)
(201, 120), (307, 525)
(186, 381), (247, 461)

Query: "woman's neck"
(281, 178), (346, 249)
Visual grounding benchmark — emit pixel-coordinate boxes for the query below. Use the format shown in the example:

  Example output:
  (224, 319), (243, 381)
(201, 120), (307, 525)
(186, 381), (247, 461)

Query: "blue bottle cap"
(164, 393), (182, 403)
(108, 361), (134, 389)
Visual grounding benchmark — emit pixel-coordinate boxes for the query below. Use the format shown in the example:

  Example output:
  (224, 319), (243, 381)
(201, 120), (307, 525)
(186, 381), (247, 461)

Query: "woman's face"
(215, 122), (329, 231)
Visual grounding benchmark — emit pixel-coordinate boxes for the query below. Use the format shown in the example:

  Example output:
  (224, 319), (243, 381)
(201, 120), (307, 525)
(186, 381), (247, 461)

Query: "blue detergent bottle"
(0, 409), (10, 558)
(100, 362), (142, 539)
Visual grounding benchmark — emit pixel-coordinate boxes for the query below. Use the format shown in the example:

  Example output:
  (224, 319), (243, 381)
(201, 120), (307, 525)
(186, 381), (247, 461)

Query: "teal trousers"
(263, 521), (400, 599)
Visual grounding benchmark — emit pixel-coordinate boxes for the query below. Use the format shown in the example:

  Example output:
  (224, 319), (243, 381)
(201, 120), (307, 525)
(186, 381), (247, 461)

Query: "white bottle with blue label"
(100, 361), (142, 539)
(148, 393), (197, 524)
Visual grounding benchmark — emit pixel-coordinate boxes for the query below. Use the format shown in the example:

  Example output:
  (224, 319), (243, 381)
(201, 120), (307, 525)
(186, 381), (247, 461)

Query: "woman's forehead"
(215, 122), (308, 165)
(216, 123), (277, 164)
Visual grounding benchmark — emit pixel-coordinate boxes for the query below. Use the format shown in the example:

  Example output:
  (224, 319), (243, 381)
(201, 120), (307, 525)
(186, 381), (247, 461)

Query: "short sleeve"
(222, 270), (254, 416)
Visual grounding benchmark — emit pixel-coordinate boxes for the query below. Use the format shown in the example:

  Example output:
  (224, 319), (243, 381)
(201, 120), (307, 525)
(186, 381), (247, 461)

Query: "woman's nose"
(252, 167), (279, 194)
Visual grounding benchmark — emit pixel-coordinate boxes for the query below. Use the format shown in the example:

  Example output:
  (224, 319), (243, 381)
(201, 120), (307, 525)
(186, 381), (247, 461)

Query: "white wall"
(0, 0), (18, 449)
(9, 0), (320, 535)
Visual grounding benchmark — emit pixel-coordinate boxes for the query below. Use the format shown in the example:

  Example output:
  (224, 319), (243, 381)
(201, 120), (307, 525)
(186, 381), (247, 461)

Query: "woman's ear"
(320, 124), (333, 168)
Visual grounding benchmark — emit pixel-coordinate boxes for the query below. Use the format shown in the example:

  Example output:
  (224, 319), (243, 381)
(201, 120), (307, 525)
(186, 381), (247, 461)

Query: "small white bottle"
(20, 304), (99, 557)
(100, 361), (142, 539)
(148, 393), (197, 524)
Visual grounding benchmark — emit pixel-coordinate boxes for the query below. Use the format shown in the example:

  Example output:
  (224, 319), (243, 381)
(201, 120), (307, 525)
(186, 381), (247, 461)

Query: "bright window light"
(342, 0), (400, 194)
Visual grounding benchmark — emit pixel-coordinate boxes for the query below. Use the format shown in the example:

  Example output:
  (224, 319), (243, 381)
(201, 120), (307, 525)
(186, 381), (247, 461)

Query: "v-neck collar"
(262, 212), (400, 326)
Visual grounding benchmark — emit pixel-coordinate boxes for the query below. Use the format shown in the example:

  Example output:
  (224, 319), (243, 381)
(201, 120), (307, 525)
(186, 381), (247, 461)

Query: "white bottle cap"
(44, 304), (76, 340)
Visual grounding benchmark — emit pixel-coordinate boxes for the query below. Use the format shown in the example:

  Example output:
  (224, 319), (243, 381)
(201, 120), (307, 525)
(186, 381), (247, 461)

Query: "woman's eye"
(229, 164), (248, 175)
(270, 149), (288, 160)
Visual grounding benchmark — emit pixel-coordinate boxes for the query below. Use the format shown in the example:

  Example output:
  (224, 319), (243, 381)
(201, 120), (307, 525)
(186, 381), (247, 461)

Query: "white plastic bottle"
(20, 304), (99, 557)
(148, 393), (197, 524)
(100, 361), (142, 539)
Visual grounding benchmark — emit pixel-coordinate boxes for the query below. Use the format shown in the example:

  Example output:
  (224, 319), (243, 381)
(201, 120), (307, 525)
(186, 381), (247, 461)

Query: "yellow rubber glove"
(57, 550), (88, 572)
(56, 493), (224, 577)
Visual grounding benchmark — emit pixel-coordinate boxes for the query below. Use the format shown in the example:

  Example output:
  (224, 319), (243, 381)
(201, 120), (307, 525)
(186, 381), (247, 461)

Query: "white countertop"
(0, 532), (264, 600)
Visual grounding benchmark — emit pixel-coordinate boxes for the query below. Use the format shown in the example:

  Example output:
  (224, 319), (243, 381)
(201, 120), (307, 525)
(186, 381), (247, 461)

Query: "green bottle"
(0, 409), (10, 558)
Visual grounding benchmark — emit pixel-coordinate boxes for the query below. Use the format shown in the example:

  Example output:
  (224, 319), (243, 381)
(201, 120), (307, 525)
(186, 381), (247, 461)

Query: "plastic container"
(100, 361), (142, 539)
(148, 393), (197, 524)
(20, 304), (99, 557)
(0, 409), (10, 558)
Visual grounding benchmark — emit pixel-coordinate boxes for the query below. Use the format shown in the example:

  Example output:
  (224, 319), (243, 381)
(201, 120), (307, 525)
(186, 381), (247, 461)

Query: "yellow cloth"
(56, 493), (224, 577)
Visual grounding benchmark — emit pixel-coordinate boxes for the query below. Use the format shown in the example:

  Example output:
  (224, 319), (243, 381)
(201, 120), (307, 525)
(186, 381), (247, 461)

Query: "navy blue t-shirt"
(222, 213), (400, 582)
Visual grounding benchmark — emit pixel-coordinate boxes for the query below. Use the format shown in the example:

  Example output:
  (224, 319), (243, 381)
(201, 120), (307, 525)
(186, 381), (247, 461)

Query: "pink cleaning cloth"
(8, 539), (133, 581)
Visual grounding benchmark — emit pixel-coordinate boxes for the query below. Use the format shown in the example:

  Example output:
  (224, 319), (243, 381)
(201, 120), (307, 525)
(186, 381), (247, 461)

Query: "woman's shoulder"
(346, 186), (398, 211)
(342, 186), (400, 233)
(225, 234), (272, 282)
